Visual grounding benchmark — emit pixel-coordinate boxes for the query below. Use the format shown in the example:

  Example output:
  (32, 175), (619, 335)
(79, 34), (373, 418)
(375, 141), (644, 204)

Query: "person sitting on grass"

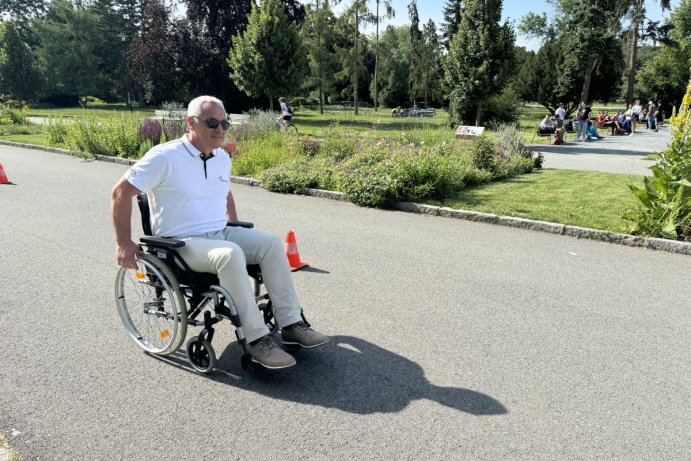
(586, 119), (603, 140)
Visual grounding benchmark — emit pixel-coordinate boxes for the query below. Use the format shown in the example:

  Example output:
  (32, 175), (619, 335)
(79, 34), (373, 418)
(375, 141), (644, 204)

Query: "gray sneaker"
(247, 335), (296, 369)
(281, 322), (329, 348)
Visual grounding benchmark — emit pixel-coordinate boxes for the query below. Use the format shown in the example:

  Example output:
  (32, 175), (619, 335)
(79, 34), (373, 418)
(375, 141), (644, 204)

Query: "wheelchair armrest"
(227, 220), (254, 229)
(140, 236), (185, 249)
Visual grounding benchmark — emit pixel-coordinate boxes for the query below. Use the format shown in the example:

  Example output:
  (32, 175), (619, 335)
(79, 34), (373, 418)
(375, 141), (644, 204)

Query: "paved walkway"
(529, 124), (671, 176)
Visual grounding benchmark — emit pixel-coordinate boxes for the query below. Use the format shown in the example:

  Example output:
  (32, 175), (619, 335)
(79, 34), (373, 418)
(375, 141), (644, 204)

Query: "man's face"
(188, 102), (228, 154)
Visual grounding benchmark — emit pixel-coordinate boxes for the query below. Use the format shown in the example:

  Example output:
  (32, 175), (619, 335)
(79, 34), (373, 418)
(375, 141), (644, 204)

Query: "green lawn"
(27, 101), (154, 120)
(427, 169), (643, 234)
(0, 104), (648, 234)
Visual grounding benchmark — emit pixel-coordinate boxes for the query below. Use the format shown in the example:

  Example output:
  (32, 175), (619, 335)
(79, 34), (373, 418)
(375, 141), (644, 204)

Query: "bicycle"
(276, 116), (298, 134)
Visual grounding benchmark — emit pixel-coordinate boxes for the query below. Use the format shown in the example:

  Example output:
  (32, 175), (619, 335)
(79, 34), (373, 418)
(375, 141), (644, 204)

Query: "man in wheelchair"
(111, 95), (328, 370)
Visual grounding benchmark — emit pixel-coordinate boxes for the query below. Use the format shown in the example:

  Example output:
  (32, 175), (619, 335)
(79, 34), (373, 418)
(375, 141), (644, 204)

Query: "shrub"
(47, 117), (69, 145)
(627, 78), (691, 240)
(469, 135), (496, 172)
(300, 137), (321, 156)
(231, 132), (298, 177)
(229, 109), (276, 140)
(336, 141), (468, 207)
(139, 119), (162, 145)
(162, 120), (186, 141)
(261, 159), (321, 193)
(63, 114), (142, 158)
(0, 102), (28, 125)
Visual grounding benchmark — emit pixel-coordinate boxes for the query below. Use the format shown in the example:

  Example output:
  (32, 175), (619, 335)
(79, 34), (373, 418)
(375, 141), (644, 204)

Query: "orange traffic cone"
(0, 164), (10, 184)
(285, 230), (309, 271)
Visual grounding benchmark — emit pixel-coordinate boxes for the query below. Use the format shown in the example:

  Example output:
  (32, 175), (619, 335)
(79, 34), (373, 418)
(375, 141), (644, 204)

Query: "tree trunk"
(475, 103), (482, 127)
(354, 9), (359, 116)
(626, 1), (644, 105)
(580, 57), (595, 103)
(374, 0), (379, 112)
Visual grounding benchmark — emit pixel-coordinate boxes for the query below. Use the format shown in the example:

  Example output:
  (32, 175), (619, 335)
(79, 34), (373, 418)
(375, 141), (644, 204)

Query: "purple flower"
(139, 119), (162, 144)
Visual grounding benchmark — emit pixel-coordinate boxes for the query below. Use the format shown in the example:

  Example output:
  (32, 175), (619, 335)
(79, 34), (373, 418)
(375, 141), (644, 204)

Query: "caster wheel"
(241, 354), (251, 370)
(186, 336), (216, 374)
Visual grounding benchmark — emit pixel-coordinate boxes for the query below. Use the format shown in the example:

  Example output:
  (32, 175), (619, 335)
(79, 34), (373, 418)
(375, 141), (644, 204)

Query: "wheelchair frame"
(114, 194), (280, 373)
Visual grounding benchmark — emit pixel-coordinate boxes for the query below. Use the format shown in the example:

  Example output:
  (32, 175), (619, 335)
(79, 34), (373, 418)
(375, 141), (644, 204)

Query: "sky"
(329, 0), (681, 50)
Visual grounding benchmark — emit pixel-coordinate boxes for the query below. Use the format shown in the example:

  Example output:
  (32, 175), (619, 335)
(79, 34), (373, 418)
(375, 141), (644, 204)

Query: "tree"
(33, 0), (103, 106)
(622, 0), (671, 104)
(302, 1), (339, 113)
(440, 0), (462, 52)
(0, 0), (46, 23)
(372, 25), (411, 108)
(557, 0), (621, 103)
(636, 0), (691, 109)
(228, 0), (307, 110)
(372, 0), (394, 111)
(128, 0), (179, 105)
(417, 19), (443, 107)
(0, 21), (43, 100)
(408, 1), (423, 104)
(335, 0), (374, 115)
(87, 0), (144, 102)
(184, 0), (253, 107)
(444, 0), (515, 126)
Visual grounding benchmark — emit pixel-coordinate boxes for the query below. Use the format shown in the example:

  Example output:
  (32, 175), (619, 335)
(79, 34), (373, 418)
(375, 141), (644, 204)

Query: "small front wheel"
(186, 336), (216, 374)
(286, 123), (298, 135)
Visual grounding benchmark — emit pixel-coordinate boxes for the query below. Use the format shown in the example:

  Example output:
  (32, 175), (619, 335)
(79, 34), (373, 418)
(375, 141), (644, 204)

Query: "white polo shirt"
(125, 135), (231, 238)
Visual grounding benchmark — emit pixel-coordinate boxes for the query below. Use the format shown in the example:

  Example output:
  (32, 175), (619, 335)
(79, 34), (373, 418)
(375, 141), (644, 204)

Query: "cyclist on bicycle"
(277, 97), (293, 130)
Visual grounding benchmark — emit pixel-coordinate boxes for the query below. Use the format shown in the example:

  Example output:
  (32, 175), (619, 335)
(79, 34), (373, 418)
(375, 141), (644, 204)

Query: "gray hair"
(187, 96), (225, 118)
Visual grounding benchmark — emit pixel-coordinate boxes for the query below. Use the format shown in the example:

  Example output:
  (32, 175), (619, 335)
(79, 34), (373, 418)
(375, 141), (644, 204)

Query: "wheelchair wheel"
(115, 253), (187, 356)
(186, 336), (216, 374)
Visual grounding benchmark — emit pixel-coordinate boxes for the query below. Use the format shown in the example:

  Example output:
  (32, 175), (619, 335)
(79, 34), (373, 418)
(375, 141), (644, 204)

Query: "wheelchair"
(114, 193), (305, 373)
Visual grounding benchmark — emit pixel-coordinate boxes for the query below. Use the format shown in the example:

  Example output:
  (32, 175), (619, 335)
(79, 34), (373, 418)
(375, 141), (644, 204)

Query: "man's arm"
(226, 190), (239, 222)
(111, 177), (144, 269)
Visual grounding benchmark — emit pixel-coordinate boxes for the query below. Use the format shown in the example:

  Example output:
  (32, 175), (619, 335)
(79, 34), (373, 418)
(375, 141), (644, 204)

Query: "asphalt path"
(1, 145), (690, 460)
(530, 123), (671, 176)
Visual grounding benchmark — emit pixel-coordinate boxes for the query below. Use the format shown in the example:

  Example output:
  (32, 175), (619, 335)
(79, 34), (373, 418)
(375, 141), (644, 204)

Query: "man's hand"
(116, 240), (140, 269)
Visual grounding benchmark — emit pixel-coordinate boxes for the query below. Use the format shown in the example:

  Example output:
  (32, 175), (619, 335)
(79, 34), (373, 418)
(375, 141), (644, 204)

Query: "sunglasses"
(195, 117), (231, 131)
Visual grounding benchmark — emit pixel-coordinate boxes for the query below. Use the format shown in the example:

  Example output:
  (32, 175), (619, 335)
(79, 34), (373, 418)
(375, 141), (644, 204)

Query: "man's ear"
(187, 116), (195, 132)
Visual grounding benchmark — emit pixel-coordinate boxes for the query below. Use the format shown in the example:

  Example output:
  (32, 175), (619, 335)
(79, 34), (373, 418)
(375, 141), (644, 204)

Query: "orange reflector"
(136, 271), (145, 280)
(160, 330), (170, 339)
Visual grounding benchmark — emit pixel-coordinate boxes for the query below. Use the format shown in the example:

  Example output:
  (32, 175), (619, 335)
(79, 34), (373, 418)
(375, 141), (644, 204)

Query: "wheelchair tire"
(115, 253), (187, 356)
(186, 336), (216, 374)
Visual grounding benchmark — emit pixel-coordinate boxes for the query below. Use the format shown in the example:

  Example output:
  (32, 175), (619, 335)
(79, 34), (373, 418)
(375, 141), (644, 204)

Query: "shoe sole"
(281, 338), (329, 348)
(250, 357), (296, 369)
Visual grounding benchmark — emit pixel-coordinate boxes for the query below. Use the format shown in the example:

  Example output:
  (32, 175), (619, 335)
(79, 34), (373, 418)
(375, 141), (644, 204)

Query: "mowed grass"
(27, 102), (155, 120)
(427, 169), (643, 234)
(1, 103), (648, 234)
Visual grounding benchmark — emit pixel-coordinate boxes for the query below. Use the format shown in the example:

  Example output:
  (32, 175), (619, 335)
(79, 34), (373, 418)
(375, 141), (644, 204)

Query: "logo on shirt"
(128, 167), (138, 175)
(218, 176), (229, 183)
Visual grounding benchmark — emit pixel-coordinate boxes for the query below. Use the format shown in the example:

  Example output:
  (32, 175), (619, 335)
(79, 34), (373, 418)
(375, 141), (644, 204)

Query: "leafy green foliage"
(628, 78), (691, 240)
(0, 22), (43, 100)
(444, 0), (515, 126)
(228, 0), (308, 107)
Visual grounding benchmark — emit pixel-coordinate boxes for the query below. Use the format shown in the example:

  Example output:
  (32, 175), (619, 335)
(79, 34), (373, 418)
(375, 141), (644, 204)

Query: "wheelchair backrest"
(136, 193), (153, 236)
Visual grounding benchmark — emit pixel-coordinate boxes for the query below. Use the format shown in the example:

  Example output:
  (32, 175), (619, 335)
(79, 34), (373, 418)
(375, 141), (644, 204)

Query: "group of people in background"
(538, 100), (664, 144)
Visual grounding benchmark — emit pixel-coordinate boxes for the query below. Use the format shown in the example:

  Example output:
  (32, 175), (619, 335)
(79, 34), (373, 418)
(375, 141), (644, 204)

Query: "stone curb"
(2, 140), (689, 256)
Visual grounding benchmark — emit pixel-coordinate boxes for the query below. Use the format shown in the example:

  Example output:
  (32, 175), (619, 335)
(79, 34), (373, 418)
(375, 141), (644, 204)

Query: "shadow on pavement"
(149, 335), (507, 416)
(530, 144), (654, 156)
(215, 335), (508, 416)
